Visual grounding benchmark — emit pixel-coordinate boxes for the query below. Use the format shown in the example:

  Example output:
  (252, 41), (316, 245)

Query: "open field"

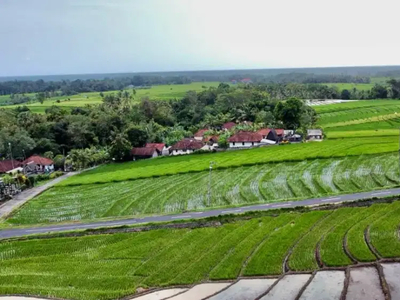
(6, 153), (400, 225)
(58, 136), (398, 186)
(324, 82), (374, 91)
(0, 82), (220, 113)
(1, 201), (400, 300)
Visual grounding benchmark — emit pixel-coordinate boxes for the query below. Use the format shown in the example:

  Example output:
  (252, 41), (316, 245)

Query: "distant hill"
(2, 65), (400, 82)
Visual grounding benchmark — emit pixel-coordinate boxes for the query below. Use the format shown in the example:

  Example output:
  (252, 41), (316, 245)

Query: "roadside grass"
(58, 136), (398, 186)
(2, 202), (400, 300)
(0, 82), (220, 113)
(6, 153), (400, 225)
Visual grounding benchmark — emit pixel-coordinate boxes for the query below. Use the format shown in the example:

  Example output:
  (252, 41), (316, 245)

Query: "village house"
(222, 122), (236, 131)
(193, 129), (208, 141)
(131, 147), (159, 160)
(228, 131), (263, 148)
(307, 129), (323, 141)
(23, 156), (54, 174)
(204, 135), (219, 147)
(0, 160), (22, 174)
(145, 143), (166, 155)
(170, 138), (204, 155)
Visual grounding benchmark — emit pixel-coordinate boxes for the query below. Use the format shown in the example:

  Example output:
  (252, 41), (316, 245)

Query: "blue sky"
(1, 0), (399, 76)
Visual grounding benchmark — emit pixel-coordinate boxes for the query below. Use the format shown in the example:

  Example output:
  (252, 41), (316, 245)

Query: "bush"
(50, 171), (64, 179)
(36, 174), (50, 181)
(27, 176), (36, 187)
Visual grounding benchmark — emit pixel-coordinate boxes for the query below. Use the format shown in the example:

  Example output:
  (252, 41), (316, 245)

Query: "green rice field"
(59, 136), (398, 186)
(0, 82), (220, 113)
(6, 153), (400, 225)
(1, 201), (400, 300)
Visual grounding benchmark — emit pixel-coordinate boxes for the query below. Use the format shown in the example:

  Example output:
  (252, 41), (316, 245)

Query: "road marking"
(271, 203), (291, 208)
(221, 210), (241, 214)
(322, 197), (341, 202)
(192, 212), (204, 215)
(171, 215), (191, 219)
(371, 191), (392, 196)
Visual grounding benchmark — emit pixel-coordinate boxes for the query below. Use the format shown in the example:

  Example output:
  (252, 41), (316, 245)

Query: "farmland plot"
(6, 153), (400, 225)
(2, 202), (400, 300)
(59, 136), (398, 186)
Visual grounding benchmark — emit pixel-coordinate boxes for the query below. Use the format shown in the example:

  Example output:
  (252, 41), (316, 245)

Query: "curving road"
(1, 187), (400, 239)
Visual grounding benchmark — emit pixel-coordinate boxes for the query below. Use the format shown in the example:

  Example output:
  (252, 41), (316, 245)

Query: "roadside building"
(170, 138), (204, 155)
(307, 129), (323, 141)
(228, 131), (263, 148)
(131, 147), (159, 160)
(23, 156), (54, 173)
(257, 128), (271, 139)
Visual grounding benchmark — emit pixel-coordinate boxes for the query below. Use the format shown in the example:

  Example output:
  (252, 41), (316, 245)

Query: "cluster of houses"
(131, 122), (323, 160)
(0, 155), (55, 175)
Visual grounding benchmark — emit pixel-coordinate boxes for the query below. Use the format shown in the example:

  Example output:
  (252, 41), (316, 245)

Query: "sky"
(1, 0), (400, 76)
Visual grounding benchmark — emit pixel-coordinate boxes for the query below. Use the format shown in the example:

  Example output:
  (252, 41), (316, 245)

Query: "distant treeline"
(0, 73), (371, 97)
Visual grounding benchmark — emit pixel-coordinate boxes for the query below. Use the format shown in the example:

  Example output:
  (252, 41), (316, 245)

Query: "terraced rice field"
(1, 201), (400, 300)
(6, 153), (400, 225)
(316, 100), (400, 129)
(59, 136), (398, 186)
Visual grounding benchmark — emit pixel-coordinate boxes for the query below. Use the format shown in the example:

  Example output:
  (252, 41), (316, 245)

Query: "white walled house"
(307, 129), (323, 141)
(170, 138), (204, 155)
(193, 129), (208, 141)
(131, 147), (159, 160)
(228, 131), (263, 148)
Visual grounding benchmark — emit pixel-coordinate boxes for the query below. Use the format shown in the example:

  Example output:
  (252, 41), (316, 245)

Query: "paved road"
(0, 172), (79, 220)
(1, 187), (400, 239)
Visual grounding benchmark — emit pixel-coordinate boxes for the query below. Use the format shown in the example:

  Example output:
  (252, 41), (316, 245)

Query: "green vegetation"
(1, 82), (220, 113)
(59, 137), (398, 186)
(6, 153), (400, 225)
(324, 83), (374, 91)
(1, 202), (400, 300)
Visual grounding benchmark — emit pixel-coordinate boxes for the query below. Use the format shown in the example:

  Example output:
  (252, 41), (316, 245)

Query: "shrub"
(27, 176), (36, 187)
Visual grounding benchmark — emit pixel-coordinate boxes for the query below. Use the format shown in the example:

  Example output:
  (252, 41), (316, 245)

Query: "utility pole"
(8, 143), (14, 170)
(208, 161), (216, 207)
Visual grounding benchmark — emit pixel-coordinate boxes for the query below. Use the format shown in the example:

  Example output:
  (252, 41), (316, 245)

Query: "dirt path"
(0, 172), (78, 220)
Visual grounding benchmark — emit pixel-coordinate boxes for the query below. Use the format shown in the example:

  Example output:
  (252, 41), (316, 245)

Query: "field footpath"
(0, 262), (399, 300)
(1, 187), (400, 239)
(0, 172), (79, 220)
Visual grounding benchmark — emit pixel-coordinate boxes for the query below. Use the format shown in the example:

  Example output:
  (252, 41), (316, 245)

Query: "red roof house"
(145, 143), (165, 154)
(131, 147), (159, 159)
(23, 155), (54, 173)
(194, 129), (208, 141)
(0, 160), (22, 173)
(170, 139), (204, 155)
(23, 156), (53, 166)
(275, 129), (285, 136)
(257, 128), (271, 138)
(222, 122), (236, 130)
(228, 131), (263, 148)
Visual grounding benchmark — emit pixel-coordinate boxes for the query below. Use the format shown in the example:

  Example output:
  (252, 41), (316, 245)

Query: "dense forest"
(0, 83), (317, 165)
